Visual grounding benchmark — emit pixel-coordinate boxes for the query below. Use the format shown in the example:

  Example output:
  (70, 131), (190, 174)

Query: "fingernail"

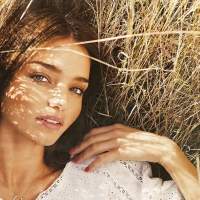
(84, 166), (89, 172)
(69, 148), (75, 155)
(73, 157), (79, 163)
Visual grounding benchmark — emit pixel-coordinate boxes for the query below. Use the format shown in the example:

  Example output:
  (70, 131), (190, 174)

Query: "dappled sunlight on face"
(1, 74), (51, 143)
(0, 37), (90, 146)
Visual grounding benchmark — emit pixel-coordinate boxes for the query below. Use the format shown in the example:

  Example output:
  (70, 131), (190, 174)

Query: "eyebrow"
(29, 60), (89, 83)
(75, 77), (89, 83)
(29, 61), (62, 73)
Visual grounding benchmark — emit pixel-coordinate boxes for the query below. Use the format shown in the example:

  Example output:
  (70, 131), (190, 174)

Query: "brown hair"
(0, 1), (101, 171)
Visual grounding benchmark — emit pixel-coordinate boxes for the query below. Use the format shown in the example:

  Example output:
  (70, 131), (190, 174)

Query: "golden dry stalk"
(0, 0), (200, 166)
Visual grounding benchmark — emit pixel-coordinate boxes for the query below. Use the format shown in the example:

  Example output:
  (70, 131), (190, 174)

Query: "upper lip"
(36, 116), (64, 125)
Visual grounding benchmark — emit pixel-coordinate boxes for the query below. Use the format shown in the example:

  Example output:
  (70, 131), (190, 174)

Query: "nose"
(48, 86), (68, 110)
(48, 97), (68, 110)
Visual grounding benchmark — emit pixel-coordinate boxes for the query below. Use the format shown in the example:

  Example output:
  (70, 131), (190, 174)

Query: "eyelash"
(30, 73), (84, 95)
(70, 87), (84, 96)
(30, 73), (50, 83)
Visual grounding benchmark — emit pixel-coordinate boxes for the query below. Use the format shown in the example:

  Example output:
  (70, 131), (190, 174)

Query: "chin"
(43, 140), (58, 146)
(36, 137), (59, 146)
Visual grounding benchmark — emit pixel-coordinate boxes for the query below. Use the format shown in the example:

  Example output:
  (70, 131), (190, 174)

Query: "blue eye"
(70, 87), (84, 95)
(31, 74), (49, 82)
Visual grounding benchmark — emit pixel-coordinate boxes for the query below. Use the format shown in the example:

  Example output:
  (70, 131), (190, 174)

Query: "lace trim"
(37, 162), (137, 199)
(36, 160), (183, 200)
(102, 171), (134, 200)
(120, 161), (143, 182)
(37, 173), (63, 199)
(72, 164), (134, 200)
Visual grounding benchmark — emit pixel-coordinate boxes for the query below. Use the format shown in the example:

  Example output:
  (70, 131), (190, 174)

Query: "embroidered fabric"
(36, 158), (184, 200)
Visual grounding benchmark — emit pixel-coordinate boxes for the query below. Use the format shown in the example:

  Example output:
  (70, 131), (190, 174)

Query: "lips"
(43, 119), (61, 124)
(36, 116), (64, 130)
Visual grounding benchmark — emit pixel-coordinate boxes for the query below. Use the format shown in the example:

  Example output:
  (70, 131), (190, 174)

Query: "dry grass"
(68, 0), (200, 165)
(1, 0), (200, 166)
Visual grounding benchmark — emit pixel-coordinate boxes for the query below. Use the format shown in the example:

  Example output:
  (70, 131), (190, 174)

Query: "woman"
(0, 1), (100, 199)
(0, 1), (199, 200)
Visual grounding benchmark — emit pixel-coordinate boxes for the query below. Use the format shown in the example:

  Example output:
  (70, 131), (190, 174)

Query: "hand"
(69, 124), (180, 172)
(69, 124), (200, 199)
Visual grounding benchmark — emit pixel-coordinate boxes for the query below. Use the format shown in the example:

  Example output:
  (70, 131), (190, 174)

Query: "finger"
(69, 133), (112, 155)
(69, 127), (126, 155)
(82, 138), (175, 172)
(84, 150), (121, 172)
(83, 124), (124, 140)
(83, 140), (170, 168)
(73, 138), (129, 163)
(70, 130), (150, 155)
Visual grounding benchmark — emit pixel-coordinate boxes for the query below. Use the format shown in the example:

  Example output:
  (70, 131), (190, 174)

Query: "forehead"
(27, 37), (91, 77)
(34, 37), (89, 59)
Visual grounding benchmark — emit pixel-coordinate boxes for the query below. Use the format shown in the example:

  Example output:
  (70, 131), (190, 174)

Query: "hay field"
(66, 0), (200, 166)
(0, 0), (200, 167)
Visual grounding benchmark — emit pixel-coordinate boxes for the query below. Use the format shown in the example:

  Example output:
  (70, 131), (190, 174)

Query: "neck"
(0, 119), (60, 199)
(0, 120), (46, 185)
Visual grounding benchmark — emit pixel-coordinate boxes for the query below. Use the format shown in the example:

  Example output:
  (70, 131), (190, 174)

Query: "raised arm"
(69, 124), (200, 200)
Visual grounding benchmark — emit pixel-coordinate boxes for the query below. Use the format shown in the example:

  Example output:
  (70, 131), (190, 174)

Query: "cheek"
(1, 90), (29, 123)
(1, 82), (44, 118)
(67, 98), (83, 124)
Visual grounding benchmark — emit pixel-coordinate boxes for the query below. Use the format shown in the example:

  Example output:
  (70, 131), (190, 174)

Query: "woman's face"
(1, 37), (90, 146)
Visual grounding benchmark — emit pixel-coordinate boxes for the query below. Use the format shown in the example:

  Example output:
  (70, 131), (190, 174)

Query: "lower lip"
(37, 119), (62, 130)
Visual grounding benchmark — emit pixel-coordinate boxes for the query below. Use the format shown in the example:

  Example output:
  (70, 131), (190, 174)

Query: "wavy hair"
(0, 1), (101, 171)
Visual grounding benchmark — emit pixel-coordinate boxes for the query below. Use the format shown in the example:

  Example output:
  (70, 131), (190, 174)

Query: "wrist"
(158, 139), (182, 174)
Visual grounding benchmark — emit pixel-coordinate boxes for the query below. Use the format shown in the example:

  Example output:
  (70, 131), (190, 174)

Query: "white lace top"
(35, 158), (183, 200)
